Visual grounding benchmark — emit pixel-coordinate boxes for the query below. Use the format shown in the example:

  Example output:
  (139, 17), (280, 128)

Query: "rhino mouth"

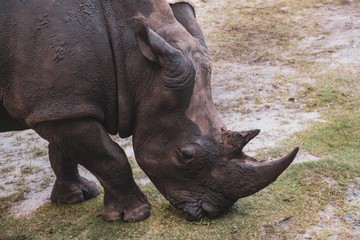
(162, 185), (234, 221)
(175, 201), (227, 221)
(181, 202), (206, 221)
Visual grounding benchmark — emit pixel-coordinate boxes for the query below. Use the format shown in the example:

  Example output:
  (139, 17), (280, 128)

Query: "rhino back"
(0, 0), (119, 133)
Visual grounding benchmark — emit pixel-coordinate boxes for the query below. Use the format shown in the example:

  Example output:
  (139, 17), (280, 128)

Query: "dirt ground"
(0, 0), (359, 238)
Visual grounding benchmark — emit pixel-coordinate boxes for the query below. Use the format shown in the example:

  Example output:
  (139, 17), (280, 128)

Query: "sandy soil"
(0, 0), (359, 237)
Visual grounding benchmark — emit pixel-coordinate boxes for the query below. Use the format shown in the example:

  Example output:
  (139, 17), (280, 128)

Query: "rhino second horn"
(221, 129), (260, 151)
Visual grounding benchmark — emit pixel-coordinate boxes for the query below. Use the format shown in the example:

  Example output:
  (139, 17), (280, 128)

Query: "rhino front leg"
(36, 119), (151, 222)
(48, 144), (100, 204)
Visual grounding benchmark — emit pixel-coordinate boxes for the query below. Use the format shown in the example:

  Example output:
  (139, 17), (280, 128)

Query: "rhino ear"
(133, 17), (184, 67)
(170, 3), (207, 50)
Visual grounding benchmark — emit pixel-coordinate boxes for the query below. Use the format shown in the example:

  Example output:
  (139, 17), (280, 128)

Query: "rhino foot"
(102, 187), (151, 222)
(50, 176), (100, 204)
(102, 203), (151, 222)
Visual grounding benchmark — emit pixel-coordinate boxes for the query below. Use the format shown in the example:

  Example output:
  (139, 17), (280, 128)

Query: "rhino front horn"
(225, 147), (299, 201)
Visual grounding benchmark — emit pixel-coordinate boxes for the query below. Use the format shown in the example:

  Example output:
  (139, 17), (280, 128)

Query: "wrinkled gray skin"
(0, 0), (298, 222)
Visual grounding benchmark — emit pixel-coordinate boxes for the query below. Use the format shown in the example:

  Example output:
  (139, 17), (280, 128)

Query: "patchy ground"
(1, 0), (360, 239)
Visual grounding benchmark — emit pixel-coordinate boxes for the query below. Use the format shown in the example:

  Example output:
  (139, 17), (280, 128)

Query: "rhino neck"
(99, 0), (179, 138)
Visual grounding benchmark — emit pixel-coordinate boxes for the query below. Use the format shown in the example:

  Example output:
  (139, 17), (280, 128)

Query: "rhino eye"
(181, 146), (196, 162)
(182, 150), (194, 160)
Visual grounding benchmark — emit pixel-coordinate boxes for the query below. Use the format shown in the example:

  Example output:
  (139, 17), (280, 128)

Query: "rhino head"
(132, 3), (298, 221)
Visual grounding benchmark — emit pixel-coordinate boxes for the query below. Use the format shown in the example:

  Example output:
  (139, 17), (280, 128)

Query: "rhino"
(0, 0), (299, 222)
